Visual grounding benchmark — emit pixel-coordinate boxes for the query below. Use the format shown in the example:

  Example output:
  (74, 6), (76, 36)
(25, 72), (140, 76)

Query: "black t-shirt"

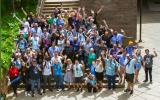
(102, 34), (113, 48)
(144, 54), (154, 68)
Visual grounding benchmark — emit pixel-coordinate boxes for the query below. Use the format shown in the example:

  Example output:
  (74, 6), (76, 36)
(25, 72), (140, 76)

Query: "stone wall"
(80, 0), (137, 39)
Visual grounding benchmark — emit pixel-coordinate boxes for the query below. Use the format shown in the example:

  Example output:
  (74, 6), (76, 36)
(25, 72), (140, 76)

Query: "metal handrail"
(37, 0), (45, 16)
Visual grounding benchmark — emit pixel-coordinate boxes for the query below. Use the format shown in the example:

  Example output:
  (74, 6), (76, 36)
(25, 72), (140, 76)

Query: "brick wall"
(80, 0), (137, 39)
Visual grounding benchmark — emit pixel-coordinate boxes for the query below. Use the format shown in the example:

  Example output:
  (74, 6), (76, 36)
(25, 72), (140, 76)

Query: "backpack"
(9, 66), (19, 79)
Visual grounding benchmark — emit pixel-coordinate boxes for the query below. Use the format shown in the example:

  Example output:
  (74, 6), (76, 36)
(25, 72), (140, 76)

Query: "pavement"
(7, 11), (160, 100)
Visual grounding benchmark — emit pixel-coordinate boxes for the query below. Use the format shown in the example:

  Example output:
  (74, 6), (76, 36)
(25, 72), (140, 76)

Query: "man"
(31, 23), (43, 38)
(143, 48), (157, 83)
(29, 59), (42, 97)
(104, 55), (118, 90)
(30, 32), (40, 51)
(17, 34), (28, 54)
(73, 60), (84, 92)
(42, 55), (53, 93)
(48, 41), (58, 58)
(124, 54), (137, 95)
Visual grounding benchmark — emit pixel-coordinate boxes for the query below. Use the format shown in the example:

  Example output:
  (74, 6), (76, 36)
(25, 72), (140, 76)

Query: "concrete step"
(43, 3), (79, 7)
(42, 6), (79, 10)
(45, 0), (79, 3)
(42, 7), (78, 13)
(18, 82), (124, 88)
(41, 0), (80, 15)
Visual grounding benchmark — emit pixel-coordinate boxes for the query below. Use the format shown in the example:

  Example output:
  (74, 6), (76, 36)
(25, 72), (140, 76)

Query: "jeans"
(30, 79), (41, 94)
(43, 75), (52, 91)
(106, 75), (116, 89)
(11, 76), (20, 94)
(145, 67), (152, 82)
(54, 75), (64, 89)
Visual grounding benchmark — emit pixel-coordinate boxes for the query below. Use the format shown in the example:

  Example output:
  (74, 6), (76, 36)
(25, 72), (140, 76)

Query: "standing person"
(95, 58), (104, 89)
(104, 55), (118, 90)
(124, 55), (137, 95)
(8, 63), (20, 97)
(143, 49), (157, 83)
(17, 34), (28, 54)
(134, 50), (143, 83)
(52, 51), (64, 91)
(42, 55), (53, 93)
(88, 48), (97, 68)
(64, 59), (74, 90)
(73, 60), (84, 92)
(117, 51), (127, 85)
(29, 59), (42, 97)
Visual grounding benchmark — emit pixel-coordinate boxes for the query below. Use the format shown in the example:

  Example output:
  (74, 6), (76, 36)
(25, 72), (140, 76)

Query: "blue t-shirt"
(53, 62), (62, 76)
(125, 46), (135, 55)
(105, 59), (117, 76)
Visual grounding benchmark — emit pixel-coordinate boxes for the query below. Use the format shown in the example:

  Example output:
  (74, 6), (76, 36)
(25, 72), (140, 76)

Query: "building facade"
(80, 0), (137, 39)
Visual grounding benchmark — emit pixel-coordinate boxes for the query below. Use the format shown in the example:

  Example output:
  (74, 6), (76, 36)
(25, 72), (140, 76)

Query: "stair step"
(45, 0), (79, 3)
(42, 6), (79, 10)
(43, 4), (79, 7)
(18, 82), (124, 88)
(42, 8), (78, 13)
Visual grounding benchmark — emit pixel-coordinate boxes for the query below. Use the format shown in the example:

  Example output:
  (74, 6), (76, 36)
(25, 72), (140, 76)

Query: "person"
(29, 59), (42, 97)
(117, 51), (127, 85)
(42, 55), (53, 93)
(124, 54), (137, 95)
(17, 34), (28, 54)
(86, 70), (98, 93)
(143, 48), (157, 83)
(64, 59), (74, 90)
(8, 63), (20, 97)
(88, 48), (97, 68)
(134, 50), (143, 83)
(52, 51), (64, 91)
(125, 41), (136, 56)
(73, 60), (84, 92)
(30, 32), (40, 51)
(95, 58), (104, 89)
(104, 55), (118, 90)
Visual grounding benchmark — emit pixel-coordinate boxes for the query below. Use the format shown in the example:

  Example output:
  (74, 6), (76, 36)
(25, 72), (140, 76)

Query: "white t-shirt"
(126, 59), (136, 74)
(43, 61), (52, 76)
(95, 63), (104, 73)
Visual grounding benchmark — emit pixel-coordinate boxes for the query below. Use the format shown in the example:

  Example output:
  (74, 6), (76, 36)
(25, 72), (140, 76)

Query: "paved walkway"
(7, 11), (160, 100)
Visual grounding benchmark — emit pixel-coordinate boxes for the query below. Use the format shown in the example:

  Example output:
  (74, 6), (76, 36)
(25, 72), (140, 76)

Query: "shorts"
(75, 77), (83, 83)
(95, 72), (103, 82)
(125, 73), (134, 83)
(135, 63), (141, 70)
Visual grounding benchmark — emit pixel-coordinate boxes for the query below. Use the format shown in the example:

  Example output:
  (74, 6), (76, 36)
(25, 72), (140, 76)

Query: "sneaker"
(38, 92), (42, 95)
(25, 92), (28, 96)
(124, 89), (130, 92)
(76, 88), (79, 92)
(31, 93), (34, 97)
(143, 80), (148, 82)
(80, 88), (83, 92)
(49, 89), (53, 92)
(129, 90), (133, 95)
(43, 90), (46, 93)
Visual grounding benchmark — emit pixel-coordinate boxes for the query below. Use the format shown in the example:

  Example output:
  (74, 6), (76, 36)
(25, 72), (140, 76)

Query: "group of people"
(8, 6), (157, 97)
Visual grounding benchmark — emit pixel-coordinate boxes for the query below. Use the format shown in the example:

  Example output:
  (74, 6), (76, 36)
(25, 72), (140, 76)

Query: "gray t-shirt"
(144, 54), (154, 68)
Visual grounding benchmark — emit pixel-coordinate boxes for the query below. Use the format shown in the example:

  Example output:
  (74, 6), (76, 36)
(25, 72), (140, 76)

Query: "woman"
(88, 48), (96, 68)
(134, 50), (143, 83)
(8, 63), (20, 97)
(64, 59), (74, 90)
(95, 58), (104, 89)
(52, 51), (64, 91)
